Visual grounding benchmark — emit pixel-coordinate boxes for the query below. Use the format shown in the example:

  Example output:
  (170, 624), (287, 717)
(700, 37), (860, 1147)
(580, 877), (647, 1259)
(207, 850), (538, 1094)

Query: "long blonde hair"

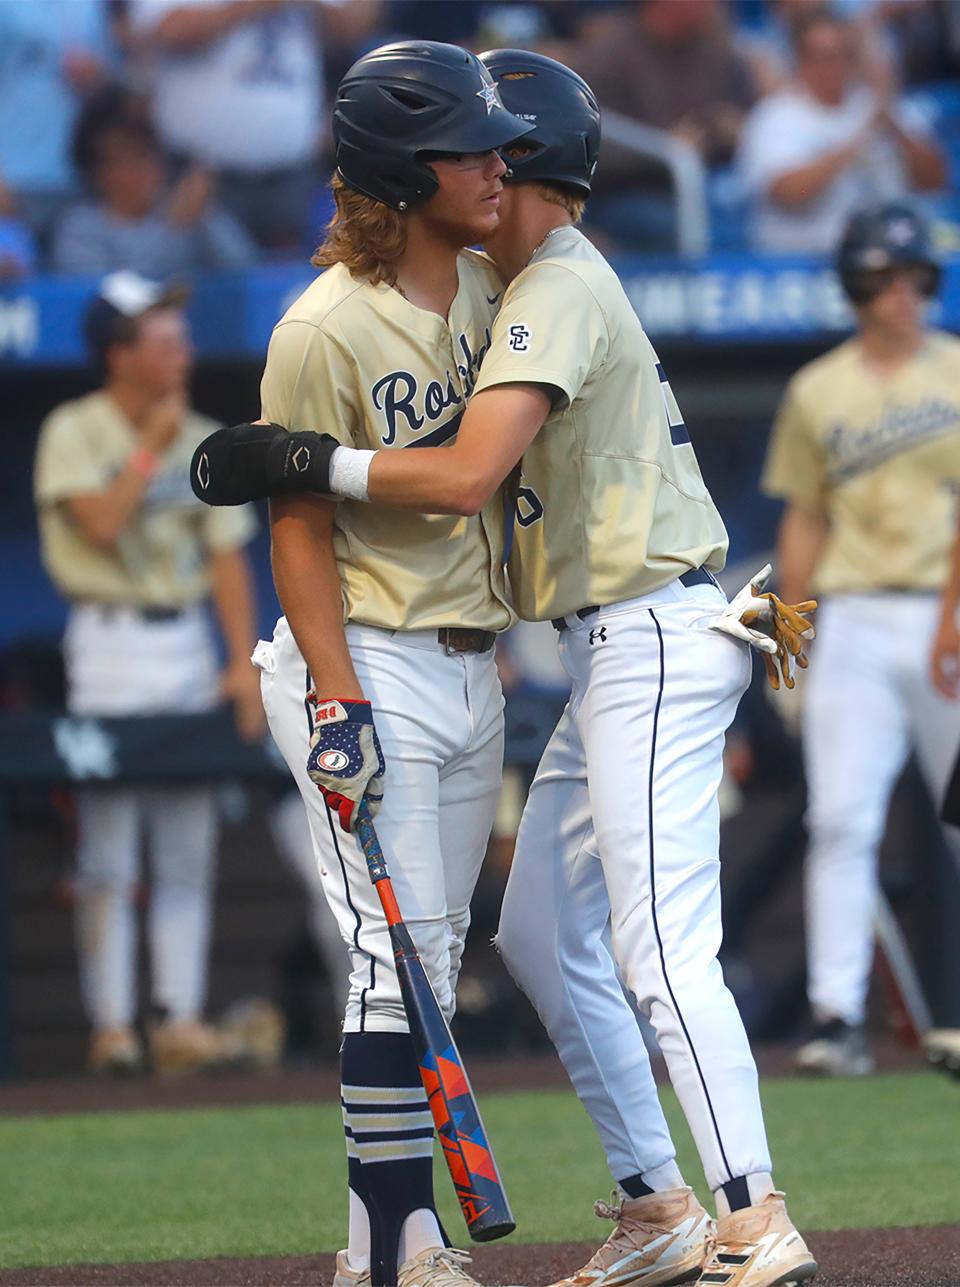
(312, 175), (408, 287)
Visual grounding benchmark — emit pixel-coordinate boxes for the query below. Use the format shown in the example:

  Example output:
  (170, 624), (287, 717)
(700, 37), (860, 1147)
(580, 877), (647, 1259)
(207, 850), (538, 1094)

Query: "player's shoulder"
(272, 263), (370, 338)
(509, 227), (612, 310)
(924, 328), (960, 365)
(458, 247), (503, 298)
(788, 337), (861, 402)
(39, 390), (109, 439)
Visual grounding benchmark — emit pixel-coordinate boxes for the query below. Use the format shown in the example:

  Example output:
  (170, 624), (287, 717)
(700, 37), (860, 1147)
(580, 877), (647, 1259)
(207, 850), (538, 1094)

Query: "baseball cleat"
(87, 1025), (143, 1076)
(694, 1192), (816, 1286)
(147, 1018), (227, 1076)
(397, 1246), (483, 1287)
(549, 1187), (712, 1286)
(333, 1250), (372, 1287)
(923, 1028), (960, 1081)
(794, 1019), (874, 1077)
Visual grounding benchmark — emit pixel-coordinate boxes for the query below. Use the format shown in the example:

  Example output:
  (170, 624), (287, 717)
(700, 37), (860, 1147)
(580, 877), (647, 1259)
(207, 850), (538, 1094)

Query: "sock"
(618, 1173), (653, 1199)
(342, 1032), (441, 1285)
(715, 1172), (775, 1217)
(347, 1186), (371, 1272)
(619, 1156), (685, 1200)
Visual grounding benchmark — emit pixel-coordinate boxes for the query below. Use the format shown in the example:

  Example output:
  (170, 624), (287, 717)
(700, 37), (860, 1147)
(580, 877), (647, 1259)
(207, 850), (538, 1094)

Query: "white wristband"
(329, 446), (375, 502)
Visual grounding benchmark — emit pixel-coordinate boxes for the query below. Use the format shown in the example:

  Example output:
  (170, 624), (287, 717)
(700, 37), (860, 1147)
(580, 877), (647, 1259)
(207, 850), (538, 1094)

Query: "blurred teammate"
(762, 203), (960, 1077)
(237, 43), (529, 1287)
(209, 49), (816, 1287)
(33, 271), (260, 1076)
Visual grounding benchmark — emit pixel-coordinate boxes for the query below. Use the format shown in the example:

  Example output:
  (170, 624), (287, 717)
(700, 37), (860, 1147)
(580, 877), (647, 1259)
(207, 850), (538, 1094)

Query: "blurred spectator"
(737, 11), (946, 255)
(33, 270), (261, 1076)
(0, 0), (114, 250)
(52, 90), (255, 277)
(571, 0), (758, 250)
(126, 0), (363, 252)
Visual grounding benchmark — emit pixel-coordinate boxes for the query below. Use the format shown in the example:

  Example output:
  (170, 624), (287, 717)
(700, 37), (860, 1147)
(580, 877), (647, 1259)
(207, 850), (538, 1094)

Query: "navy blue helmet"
(333, 41), (533, 210)
(479, 49), (601, 196)
(837, 202), (941, 302)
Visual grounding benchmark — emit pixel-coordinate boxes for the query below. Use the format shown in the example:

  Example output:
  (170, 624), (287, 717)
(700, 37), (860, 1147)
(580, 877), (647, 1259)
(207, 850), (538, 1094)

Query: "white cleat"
(397, 1246), (483, 1287)
(550, 1187), (712, 1286)
(794, 1020), (874, 1078)
(694, 1193), (816, 1287)
(924, 1028), (960, 1081)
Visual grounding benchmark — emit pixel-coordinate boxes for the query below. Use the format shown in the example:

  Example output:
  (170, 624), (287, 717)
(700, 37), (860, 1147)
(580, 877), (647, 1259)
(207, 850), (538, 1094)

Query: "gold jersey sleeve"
(259, 256), (514, 633)
(34, 392), (256, 607)
(472, 227), (728, 622)
(761, 333), (960, 594)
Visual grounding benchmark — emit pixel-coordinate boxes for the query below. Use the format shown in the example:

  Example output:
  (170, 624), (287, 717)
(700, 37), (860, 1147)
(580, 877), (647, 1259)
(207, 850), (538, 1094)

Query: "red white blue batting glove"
(306, 696), (386, 832)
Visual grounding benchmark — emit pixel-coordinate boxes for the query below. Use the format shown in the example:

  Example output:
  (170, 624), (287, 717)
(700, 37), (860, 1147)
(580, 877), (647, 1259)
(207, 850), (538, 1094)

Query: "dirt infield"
(1, 1227), (958, 1287)
(0, 1042), (927, 1118)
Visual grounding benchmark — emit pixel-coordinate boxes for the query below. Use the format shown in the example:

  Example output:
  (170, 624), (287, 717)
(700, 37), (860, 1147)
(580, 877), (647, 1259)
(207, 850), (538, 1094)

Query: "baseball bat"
(355, 800), (515, 1242)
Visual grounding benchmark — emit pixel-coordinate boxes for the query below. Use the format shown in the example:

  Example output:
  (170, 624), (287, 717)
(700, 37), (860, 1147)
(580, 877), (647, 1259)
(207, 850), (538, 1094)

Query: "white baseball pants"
(498, 579), (773, 1193)
(65, 604), (220, 1029)
(803, 592), (960, 1026)
(255, 616), (504, 1034)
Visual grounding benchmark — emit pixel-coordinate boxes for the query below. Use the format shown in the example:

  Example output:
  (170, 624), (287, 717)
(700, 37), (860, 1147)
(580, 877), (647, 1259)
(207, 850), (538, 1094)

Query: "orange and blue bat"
(355, 800), (515, 1242)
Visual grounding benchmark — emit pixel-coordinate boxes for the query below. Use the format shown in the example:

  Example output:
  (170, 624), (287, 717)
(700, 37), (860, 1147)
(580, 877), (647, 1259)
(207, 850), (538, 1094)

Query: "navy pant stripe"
(647, 608), (734, 1183)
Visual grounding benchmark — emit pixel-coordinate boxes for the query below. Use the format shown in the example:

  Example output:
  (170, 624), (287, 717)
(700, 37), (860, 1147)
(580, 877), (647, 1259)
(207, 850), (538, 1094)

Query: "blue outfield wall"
(1, 253), (959, 367)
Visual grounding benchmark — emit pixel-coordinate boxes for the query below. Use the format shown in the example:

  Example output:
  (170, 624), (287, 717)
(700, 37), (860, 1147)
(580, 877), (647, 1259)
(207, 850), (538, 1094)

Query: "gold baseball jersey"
(260, 252), (513, 632)
(471, 226), (728, 622)
(762, 332), (960, 594)
(34, 391), (255, 607)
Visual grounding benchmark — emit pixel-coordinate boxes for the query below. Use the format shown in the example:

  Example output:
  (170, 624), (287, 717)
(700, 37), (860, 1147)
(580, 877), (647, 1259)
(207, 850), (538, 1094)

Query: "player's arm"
(271, 495), (361, 698)
(776, 502), (829, 605)
(270, 493), (384, 831)
(69, 393), (183, 548)
(209, 544), (264, 741)
(366, 384), (553, 515)
(931, 516), (960, 699)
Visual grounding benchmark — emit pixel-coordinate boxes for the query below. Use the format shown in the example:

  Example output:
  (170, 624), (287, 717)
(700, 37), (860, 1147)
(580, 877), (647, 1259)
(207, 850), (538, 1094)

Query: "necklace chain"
(528, 225), (566, 264)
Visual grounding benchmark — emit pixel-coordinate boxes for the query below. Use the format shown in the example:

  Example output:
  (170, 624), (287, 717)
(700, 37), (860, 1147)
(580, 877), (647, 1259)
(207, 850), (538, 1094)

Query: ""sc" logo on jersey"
(508, 323), (531, 352)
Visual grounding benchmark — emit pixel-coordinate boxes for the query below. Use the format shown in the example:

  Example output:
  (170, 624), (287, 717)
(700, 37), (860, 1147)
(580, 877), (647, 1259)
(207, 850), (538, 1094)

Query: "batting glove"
(710, 563), (817, 691)
(306, 695), (386, 832)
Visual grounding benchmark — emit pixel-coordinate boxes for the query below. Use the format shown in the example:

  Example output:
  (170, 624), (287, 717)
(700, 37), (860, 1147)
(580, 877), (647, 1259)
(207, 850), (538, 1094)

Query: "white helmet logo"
(477, 81), (499, 115)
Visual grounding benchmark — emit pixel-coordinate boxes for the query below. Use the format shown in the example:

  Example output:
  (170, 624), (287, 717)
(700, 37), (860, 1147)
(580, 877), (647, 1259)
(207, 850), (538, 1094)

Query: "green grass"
(1, 1073), (957, 1269)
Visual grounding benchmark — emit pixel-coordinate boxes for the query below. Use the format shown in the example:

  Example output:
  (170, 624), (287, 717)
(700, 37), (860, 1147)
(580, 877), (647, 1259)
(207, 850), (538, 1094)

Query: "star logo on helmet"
(477, 81), (500, 115)
(887, 216), (916, 245)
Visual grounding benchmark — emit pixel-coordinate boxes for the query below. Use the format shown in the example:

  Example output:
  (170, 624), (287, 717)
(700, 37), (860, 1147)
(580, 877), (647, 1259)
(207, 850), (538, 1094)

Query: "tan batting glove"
(710, 564), (817, 690)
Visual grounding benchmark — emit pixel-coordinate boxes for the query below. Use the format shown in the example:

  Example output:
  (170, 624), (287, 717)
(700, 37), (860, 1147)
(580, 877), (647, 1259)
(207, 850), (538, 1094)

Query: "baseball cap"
(83, 270), (191, 360)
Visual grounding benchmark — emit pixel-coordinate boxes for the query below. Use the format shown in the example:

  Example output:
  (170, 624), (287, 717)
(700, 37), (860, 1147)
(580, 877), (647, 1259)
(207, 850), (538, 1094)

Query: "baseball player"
(229, 42), (530, 1287)
(33, 271), (260, 1076)
(762, 202), (960, 1078)
(196, 49), (817, 1287)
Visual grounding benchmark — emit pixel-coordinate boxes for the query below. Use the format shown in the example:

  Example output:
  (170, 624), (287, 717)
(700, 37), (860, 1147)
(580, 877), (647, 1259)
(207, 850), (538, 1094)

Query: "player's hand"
(221, 659), (266, 742)
(306, 695), (385, 832)
(710, 563), (817, 690)
(931, 610), (960, 699)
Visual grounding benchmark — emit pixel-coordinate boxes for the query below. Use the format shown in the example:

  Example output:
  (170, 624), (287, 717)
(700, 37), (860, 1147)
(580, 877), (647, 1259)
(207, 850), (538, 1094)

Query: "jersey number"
(516, 484), (544, 527)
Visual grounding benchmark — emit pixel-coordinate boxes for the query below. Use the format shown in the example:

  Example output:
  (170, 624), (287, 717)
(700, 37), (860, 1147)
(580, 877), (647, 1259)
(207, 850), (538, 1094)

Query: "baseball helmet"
(333, 41), (534, 210)
(836, 202), (941, 303)
(478, 49), (601, 195)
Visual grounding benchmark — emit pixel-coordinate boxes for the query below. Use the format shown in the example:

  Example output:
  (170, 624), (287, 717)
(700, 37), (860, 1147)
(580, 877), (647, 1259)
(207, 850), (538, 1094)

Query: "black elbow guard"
(190, 423), (340, 505)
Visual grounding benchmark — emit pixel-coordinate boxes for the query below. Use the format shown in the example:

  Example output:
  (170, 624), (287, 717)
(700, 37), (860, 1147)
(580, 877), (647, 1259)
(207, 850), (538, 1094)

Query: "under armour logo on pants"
(589, 627), (607, 645)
